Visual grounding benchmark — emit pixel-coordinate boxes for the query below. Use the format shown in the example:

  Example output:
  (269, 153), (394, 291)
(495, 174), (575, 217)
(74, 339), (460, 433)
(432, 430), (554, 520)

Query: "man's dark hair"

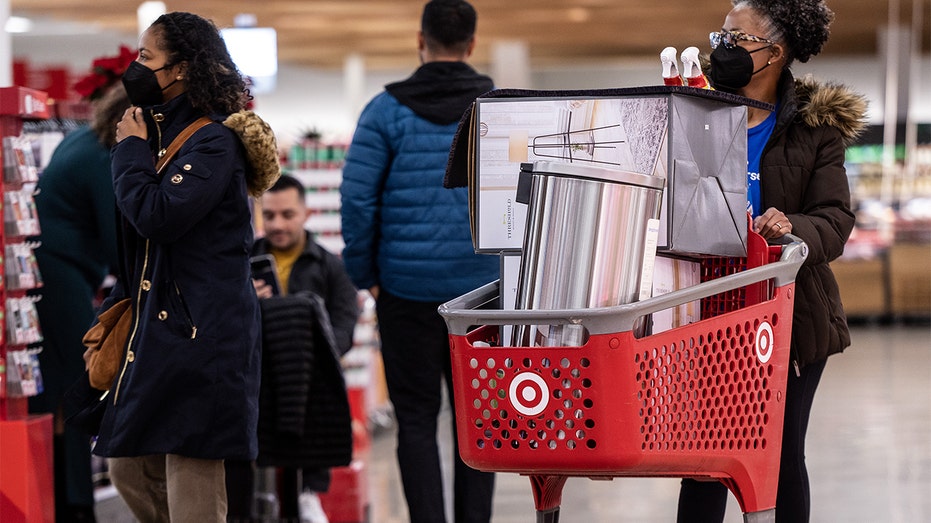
(267, 174), (305, 196)
(421, 0), (477, 54)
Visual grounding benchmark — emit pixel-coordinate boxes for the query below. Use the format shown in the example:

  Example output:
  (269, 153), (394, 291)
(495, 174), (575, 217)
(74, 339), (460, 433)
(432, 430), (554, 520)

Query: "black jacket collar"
(385, 61), (493, 125)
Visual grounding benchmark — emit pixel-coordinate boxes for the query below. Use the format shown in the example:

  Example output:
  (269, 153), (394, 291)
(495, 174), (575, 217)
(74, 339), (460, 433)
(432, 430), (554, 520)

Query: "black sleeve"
(324, 253), (361, 356)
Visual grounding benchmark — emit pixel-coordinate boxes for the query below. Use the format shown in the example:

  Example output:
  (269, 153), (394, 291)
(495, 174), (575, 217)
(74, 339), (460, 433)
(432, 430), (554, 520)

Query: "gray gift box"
(662, 92), (750, 256)
(446, 86), (773, 257)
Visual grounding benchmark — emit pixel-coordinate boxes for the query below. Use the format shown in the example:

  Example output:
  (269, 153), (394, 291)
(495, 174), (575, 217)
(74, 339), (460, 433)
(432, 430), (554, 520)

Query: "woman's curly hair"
(732, 0), (834, 65)
(150, 12), (248, 115)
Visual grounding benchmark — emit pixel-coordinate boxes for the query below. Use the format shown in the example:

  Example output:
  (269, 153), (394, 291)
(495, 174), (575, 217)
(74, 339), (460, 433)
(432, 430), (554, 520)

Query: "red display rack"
(0, 86), (54, 523)
(318, 385), (371, 522)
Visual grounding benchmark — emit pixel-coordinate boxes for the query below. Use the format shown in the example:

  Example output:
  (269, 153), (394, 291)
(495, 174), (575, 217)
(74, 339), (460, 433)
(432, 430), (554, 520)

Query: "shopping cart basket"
(438, 233), (808, 523)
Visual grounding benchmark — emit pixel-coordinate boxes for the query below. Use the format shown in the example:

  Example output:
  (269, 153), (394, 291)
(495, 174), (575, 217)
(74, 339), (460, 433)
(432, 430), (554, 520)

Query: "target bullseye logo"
(755, 321), (774, 363)
(508, 372), (549, 416)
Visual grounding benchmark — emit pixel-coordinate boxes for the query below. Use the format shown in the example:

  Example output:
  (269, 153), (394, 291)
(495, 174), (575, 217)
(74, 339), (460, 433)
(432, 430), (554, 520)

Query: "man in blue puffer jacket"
(340, 1), (498, 521)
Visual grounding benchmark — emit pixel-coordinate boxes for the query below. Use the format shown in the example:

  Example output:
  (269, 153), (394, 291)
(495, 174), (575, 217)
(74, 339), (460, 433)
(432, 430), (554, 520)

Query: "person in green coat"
(27, 84), (129, 522)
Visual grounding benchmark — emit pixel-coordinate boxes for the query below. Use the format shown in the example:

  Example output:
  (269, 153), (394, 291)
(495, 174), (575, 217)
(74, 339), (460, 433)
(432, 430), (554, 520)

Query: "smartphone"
(250, 254), (281, 296)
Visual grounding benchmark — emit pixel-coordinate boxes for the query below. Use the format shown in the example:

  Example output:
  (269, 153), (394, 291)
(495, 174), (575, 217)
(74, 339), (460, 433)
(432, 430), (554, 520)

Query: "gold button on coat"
(158, 310), (168, 321)
(170, 174), (184, 184)
(183, 164), (192, 171)
(127, 351), (135, 362)
(141, 280), (151, 291)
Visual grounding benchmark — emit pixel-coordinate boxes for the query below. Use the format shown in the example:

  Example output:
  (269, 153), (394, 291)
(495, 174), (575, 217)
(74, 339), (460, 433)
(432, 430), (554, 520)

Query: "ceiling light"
(138, 1), (166, 34)
(567, 8), (590, 23)
(222, 26), (278, 93)
(5, 16), (34, 33)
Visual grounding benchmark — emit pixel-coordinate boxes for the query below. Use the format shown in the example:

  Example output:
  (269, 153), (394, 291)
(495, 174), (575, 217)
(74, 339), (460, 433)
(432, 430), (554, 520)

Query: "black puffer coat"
(251, 232), (359, 355)
(255, 293), (353, 469)
(760, 72), (868, 368)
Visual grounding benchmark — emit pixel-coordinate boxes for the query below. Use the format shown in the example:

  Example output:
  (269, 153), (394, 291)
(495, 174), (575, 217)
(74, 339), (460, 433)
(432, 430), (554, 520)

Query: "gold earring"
(176, 75), (183, 80)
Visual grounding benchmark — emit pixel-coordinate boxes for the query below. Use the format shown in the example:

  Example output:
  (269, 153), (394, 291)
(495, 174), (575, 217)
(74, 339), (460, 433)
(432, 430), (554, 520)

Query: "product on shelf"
(1, 87), (50, 404)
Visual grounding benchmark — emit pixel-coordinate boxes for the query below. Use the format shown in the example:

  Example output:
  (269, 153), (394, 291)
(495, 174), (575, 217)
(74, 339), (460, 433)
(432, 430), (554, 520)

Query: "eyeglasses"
(709, 30), (775, 50)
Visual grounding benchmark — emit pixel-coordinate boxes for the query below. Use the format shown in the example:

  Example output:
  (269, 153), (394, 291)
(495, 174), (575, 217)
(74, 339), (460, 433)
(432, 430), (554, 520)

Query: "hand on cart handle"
(753, 207), (792, 240)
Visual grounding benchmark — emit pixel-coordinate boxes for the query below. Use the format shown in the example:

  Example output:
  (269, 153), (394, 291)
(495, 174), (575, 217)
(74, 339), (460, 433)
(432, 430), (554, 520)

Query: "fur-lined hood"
(700, 55), (869, 147)
(223, 111), (281, 197)
(793, 75), (869, 147)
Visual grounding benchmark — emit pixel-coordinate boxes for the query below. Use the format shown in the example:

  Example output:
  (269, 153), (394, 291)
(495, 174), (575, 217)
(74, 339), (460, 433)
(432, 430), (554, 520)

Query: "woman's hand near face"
(115, 107), (147, 143)
(753, 206), (792, 239)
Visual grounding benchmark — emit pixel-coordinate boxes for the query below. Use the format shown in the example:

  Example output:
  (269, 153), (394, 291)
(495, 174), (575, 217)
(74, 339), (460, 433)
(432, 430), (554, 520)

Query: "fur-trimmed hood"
(223, 111), (281, 197)
(700, 55), (869, 147)
(793, 75), (869, 147)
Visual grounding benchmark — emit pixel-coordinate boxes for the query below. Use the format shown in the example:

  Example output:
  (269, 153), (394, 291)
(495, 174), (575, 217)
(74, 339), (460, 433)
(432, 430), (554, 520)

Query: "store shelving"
(834, 141), (931, 321)
(0, 86), (54, 523)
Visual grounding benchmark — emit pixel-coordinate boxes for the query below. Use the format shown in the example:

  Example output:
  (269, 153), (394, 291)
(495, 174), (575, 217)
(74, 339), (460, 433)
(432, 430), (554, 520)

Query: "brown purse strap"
(155, 116), (213, 173)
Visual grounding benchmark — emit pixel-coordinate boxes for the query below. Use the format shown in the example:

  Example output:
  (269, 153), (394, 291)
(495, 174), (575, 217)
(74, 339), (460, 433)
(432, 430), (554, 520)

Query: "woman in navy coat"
(91, 12), (279, 520)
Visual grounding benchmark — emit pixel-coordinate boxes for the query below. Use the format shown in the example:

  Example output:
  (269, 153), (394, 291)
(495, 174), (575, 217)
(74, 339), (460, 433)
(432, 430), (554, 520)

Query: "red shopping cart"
(438, 231), (808, 523)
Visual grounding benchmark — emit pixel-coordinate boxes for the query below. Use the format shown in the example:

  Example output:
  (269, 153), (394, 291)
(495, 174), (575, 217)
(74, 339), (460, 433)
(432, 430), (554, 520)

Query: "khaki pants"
(108, 454), (227, 523)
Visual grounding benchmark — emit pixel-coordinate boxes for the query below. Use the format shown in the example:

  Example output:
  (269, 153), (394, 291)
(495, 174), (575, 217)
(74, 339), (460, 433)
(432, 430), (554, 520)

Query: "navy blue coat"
(93, 94), (262, 460)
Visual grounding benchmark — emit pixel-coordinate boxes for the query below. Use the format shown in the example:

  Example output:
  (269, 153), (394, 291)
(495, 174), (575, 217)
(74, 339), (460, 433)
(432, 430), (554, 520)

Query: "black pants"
(677, 358), (827, 523)
(225, 461), (330, 520)
(376, 290), (495, 523)
(279, 467), (331, 519)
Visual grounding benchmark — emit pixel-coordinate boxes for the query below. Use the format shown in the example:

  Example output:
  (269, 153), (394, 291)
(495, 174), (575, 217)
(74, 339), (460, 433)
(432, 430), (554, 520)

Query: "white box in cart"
(499, 252), (521, 343)
(445, 86), (769, 257)
(650, 256), (702, 333)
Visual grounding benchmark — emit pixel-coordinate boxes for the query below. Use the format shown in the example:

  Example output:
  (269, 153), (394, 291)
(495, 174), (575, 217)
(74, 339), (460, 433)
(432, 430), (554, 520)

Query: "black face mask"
(122, 61), (178, 107)
(709, 44), (773, 93)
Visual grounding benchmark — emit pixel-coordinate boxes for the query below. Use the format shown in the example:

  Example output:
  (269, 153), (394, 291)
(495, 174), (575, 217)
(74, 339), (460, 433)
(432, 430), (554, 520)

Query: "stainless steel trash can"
(513, 161), (666, 346)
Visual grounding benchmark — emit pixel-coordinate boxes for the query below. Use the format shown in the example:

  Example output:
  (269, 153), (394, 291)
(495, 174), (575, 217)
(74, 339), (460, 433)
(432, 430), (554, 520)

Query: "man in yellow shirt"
(228, 174), (359, 523)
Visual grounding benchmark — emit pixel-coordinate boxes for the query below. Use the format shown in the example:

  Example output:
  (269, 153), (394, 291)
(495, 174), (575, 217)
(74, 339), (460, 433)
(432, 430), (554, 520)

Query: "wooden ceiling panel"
(10, 0), (927, 70)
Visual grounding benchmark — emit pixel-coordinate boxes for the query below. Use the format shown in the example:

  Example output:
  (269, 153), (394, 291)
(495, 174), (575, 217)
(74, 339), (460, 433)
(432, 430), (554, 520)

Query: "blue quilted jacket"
(340, 62), (498, 302)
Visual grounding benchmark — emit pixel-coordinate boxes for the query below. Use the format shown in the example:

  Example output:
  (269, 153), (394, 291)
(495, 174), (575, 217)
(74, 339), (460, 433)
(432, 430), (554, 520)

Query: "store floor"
(95, 323), (930, 522)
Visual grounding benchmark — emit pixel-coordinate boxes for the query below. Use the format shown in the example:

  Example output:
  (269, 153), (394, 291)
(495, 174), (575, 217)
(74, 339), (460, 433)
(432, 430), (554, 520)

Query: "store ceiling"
(10, 0), (929, 70)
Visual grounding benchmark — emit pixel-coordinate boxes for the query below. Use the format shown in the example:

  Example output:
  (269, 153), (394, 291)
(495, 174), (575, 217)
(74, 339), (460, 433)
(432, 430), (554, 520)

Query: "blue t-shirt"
(746, 108), (778, 218)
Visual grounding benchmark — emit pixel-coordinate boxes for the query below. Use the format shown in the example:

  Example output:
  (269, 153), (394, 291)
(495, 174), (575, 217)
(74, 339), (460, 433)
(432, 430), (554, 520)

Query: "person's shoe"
(298, 490), (329, 523)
